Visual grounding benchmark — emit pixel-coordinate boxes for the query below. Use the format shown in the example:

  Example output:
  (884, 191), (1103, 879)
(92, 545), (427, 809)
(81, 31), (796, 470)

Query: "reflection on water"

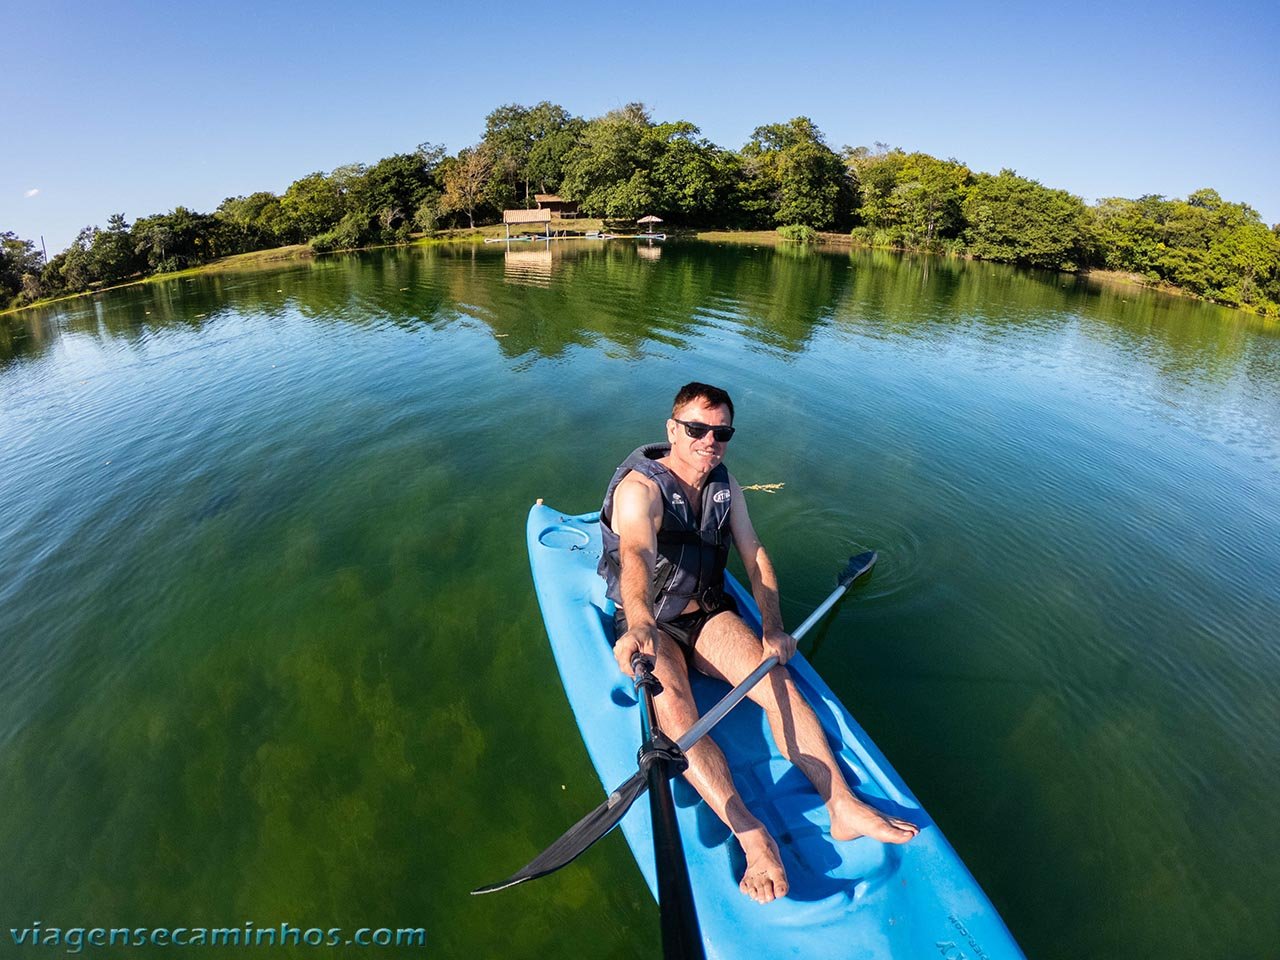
(7, 242), (1274, 377)
(1, 241), (1279, 960)
(504, 244), (555, 287)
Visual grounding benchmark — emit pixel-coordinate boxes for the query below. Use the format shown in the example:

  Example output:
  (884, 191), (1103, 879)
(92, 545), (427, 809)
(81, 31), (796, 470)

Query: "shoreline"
(2, 229), (1264, 321)
(696, 232), (1259, 313)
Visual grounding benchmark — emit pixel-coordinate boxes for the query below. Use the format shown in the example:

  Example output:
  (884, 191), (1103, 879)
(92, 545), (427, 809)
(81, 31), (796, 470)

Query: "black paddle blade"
(837, 550), (878, 588)
(471, 770), (649, 895)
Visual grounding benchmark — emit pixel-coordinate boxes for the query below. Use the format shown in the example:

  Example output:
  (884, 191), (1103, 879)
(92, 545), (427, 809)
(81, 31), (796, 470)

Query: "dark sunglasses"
(672, 418), (736, 443)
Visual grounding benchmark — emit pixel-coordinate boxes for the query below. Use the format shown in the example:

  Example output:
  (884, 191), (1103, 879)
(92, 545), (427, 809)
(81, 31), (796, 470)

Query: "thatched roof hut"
(501, 207), (552, 239)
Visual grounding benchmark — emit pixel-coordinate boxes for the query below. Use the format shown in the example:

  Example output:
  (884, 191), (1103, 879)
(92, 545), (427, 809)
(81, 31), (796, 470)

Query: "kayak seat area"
(687, 669), (902, 905)
(576, 543), (917, 906)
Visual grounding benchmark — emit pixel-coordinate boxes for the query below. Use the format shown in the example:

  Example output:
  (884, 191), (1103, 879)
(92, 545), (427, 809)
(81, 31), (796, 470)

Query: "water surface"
(2, 241), (1277, 958)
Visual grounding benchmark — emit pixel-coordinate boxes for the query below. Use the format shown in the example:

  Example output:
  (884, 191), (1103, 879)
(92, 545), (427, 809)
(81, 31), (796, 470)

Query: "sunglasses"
(672, 418), (736, 443)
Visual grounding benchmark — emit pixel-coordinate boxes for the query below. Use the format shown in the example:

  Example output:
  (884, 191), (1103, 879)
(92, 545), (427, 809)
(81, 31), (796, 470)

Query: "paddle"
(471, 550), (877, 895)
(631, 651), (704, 959)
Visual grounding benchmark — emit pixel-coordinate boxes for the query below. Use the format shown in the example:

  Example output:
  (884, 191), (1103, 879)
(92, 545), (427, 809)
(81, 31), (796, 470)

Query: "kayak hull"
(528, 503), (1025, 960)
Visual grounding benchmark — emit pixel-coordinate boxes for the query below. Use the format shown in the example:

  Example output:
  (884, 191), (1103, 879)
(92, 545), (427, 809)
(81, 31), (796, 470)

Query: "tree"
(58, 227), (98, 291)
(1088, 189), (1280, 310)
(439, 147), (494, 228)
(413, 191), (443, 235)
(740, 117), (852, 229)
(362, 152), (439, 236)
(1, 231), (45, 306)
(482, 103), (535, 207)
(132, 207), (219, 272)
(282, 172), (344, 239)
(961, 170), (1090, 270)
(217, 192), (293, 248)
(560, 104), (659, 218)
(90, 214), (142, 283)
(483, 101), (583, 202)
(845, 145), (906, 234)
(648, 123), (737, 224)
(846, 150), (970, 247)
(1091, 195), (1169, 274)
(483, 102), (586, 206)
(525, 102), (582, 196)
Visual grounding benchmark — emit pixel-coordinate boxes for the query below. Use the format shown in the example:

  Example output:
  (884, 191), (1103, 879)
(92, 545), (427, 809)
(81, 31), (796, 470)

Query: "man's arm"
(611, 475), (664, 676)
(726, 474), (796, 664)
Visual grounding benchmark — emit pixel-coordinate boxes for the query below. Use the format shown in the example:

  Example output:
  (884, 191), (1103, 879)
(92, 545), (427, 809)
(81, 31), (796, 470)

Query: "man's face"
(667, 399), (733, 471)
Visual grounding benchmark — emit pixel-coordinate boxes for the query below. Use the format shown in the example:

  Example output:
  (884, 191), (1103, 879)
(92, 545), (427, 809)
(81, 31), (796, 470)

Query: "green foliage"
(847, 148), (970, 249)
(362, 152), (438, 233)
(216, 192), (292, 249)
(777, 224), (817, 242)
(1090, 191), (1280, 309)
(9, 102), (1280, 318)
(650, 126), (737, 224)
(1, 231), (45, 306)
(282, 173), (345, 239)
(526, 107), (582, 196)
(558, 106), (737, 225)
(741, 118), (852, 230)
(560, 104), (660, 218)
(479, 102), (582, 208)
(309, 212), (371, 253)
(133, 207), (223, 272)
(962, 169), (1090, 270)
(84, 214), (142, 284)
(413, 190), (443, 236)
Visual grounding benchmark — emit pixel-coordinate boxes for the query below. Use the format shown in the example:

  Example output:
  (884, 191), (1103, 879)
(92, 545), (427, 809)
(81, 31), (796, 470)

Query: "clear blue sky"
(4, 0), (1277, 254)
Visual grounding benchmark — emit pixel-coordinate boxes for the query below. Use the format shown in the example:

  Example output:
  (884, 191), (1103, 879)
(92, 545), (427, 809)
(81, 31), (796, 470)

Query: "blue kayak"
(527, 502), (1026, 960)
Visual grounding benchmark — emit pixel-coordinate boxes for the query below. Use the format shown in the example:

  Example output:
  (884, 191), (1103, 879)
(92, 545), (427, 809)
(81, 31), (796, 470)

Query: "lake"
(1, 240), (1277, 958)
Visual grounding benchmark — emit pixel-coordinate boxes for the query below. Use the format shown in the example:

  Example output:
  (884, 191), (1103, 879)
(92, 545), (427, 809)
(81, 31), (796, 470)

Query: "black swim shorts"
(613, 593), (739, 661)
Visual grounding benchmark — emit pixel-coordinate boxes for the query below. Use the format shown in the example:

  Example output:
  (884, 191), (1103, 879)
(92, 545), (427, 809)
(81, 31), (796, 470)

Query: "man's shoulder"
(612, 471), (662, 529)
(615, 470), (661, 502)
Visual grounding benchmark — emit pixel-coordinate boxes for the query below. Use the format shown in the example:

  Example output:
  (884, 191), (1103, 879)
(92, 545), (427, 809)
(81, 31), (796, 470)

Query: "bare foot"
(829, 794), (919, 844)
(738, 827), (789, 903)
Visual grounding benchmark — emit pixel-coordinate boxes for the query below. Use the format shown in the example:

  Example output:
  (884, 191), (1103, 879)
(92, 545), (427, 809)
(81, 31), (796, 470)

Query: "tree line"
(4, 102), (1279, 315)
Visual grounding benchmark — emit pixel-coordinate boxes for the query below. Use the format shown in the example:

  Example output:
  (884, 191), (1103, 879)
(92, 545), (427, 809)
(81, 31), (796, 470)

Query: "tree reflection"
(3, 243), (1276, 387)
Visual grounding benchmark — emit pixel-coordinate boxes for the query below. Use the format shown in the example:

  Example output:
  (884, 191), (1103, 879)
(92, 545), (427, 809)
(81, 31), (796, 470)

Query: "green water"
(1, 241), (1277, 959)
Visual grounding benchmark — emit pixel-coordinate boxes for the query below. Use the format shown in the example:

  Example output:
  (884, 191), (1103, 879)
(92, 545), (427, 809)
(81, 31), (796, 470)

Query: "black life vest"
(598, 443), (733, 622)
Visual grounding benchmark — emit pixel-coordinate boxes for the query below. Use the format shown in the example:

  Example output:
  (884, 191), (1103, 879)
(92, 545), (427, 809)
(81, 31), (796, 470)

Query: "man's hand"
(762, 628), (798, 665)
(615, 623), (660, 677)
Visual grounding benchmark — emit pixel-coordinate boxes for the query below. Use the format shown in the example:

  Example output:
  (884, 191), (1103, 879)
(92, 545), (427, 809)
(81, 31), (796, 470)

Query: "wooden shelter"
(534, 194), (580, 218)
(502, 207), (552, 239)
(638, 215), (664, 236)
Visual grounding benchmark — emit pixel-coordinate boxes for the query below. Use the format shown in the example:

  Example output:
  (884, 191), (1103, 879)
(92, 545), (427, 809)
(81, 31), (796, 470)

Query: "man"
(599, 382), (917, 905)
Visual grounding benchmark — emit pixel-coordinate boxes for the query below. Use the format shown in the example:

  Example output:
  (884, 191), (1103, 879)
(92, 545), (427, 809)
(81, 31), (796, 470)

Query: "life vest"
(598, 443), (733, 622)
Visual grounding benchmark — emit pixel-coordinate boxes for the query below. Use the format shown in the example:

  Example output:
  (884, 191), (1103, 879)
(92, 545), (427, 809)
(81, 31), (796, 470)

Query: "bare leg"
(692, 612), (918, 844)
(646, 632), (790, 903)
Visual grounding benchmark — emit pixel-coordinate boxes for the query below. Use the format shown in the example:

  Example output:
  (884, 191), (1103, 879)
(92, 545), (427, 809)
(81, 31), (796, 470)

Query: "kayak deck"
(528, 504), (1025, 959)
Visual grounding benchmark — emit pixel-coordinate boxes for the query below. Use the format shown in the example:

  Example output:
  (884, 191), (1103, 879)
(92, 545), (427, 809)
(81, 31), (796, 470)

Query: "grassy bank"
(0, 245), (319, 317)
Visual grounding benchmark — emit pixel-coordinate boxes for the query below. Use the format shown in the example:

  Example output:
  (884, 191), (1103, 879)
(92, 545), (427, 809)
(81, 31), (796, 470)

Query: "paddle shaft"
(674, 565), (865, 755)
(635, 658), (706, 960)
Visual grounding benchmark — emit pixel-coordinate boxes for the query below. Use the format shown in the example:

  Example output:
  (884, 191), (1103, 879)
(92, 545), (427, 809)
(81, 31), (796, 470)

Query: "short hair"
(671, 381), (734, 423)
